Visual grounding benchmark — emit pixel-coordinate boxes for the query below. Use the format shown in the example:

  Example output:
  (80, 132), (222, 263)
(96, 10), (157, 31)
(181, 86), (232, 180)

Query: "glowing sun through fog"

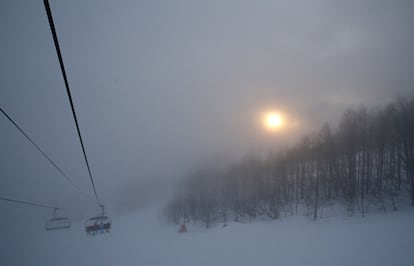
(263, 112), (285, 131)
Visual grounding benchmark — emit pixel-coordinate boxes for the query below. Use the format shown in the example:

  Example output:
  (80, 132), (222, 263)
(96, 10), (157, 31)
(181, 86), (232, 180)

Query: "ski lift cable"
(0, 107), (94, 203)
(43, 0), (100, 206)
(0, 196), (58, 210)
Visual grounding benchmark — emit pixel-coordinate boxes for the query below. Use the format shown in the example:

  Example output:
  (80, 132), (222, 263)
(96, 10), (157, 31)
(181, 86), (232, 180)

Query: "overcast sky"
(1, 0), (414, 217)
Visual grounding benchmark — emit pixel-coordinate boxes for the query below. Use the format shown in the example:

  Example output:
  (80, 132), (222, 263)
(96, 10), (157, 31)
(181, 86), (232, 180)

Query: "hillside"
(2, 204), (414, 266)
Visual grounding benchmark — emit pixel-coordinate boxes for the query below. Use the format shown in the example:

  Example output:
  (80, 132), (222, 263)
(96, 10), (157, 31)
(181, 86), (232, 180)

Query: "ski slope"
(1, 205), (414, 266)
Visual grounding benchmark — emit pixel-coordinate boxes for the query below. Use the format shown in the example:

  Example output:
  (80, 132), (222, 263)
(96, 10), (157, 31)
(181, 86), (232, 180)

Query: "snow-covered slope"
(1, 205), (414, 266)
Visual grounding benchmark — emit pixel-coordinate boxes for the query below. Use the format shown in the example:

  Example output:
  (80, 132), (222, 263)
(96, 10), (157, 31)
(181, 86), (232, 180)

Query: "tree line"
(165, 97), (414, 227)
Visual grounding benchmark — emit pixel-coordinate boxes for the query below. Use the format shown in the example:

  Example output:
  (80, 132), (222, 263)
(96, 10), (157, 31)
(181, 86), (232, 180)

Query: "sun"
(263, 112), (284, 130)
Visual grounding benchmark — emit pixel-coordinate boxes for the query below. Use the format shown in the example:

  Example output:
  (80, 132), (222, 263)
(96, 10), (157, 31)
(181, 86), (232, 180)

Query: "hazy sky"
(1, 0), (414, 216)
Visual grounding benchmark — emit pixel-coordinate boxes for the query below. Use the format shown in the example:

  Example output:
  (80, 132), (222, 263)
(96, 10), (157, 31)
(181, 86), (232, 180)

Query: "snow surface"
(1, 205), (414, 266)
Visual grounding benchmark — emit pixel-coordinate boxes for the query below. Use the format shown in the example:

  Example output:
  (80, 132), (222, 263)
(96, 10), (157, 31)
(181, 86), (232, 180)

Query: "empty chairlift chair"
(45, 208), (71, 231)
(85, 205), (112, 235)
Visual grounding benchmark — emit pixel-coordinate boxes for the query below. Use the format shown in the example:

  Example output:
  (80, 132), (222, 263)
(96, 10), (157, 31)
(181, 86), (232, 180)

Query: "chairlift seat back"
(45, 217), (71, 230)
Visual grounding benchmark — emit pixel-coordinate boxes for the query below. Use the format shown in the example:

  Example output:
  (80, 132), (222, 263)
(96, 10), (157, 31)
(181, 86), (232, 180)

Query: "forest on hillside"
(165, 97), (414, 227)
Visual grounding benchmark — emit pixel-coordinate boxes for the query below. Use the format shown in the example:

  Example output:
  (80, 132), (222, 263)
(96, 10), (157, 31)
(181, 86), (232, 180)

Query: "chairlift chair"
(45, 208), (71, 231)
(85, 205), (112, 235)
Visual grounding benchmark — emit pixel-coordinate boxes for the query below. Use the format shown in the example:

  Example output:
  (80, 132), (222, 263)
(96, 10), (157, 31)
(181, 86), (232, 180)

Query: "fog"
(1, 0), (414, 219)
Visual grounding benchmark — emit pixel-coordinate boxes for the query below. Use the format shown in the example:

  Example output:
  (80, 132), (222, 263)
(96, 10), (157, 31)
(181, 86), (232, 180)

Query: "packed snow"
(1, 204), (414, 266)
